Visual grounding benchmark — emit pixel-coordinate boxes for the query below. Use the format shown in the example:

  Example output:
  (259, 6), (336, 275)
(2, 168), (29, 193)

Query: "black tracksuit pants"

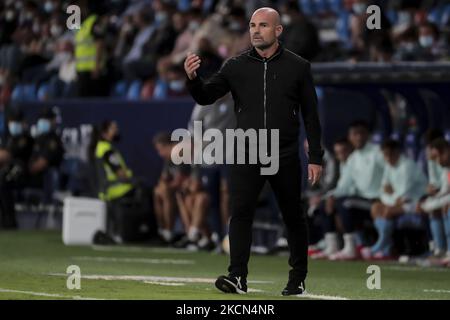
(227, 154), (308, 281)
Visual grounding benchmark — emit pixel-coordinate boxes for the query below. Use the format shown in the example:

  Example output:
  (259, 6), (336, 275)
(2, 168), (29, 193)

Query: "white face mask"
(352, 3), (366, 15)
(419, 35), (434, 48)
(398, 11), (412, 25)
(44, 1), (54, 13)
(50, 24), (63, 37)
(281, 14), (292, 26)
(5, 10), (15, 22)
(169, 80), (185, 92)
(188, 21), (200, 32)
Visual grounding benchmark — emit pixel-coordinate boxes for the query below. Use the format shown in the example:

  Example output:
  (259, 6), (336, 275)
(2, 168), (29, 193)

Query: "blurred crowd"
(0, 0), (450, 103)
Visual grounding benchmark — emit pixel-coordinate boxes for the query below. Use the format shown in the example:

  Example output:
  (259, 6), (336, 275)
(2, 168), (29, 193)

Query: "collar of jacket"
(247, 41), (284, 62)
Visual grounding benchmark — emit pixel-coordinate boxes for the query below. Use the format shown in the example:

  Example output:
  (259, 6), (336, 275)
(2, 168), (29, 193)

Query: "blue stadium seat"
(37, 83), (50, 101)
(440, 4), (450, 27)
(177, 0), (191, 12)
(390, 130), (402, 141)
(112, 81), (128, 98)
(11, 84), (24, 102)
(152, 79), (168, 99)
(299, 0), (316, 16)
(386, 10), (398, 25)
(428, 6), (444, 25)
(327, 0), (343, 15)
(25, 84), (37, 101)
(313, 0), (328, 15)
(126, 80), (142, 100)
(371, 131), (384, 144)
(404, 132), (420, 160)
(336, 11), (351, 48)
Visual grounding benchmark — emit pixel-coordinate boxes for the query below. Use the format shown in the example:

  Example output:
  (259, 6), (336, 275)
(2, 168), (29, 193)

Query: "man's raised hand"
(184, 52), (201, 80)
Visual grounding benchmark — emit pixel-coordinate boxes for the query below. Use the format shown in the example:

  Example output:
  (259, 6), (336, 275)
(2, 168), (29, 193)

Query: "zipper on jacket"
(263, 59), (267, 130)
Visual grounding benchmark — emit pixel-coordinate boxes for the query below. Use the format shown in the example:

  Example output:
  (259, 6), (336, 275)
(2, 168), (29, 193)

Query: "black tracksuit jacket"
(186, 43), (324, 165)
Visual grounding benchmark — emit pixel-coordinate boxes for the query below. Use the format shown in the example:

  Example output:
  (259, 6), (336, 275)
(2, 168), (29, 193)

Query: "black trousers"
(227, 155), (308, 281)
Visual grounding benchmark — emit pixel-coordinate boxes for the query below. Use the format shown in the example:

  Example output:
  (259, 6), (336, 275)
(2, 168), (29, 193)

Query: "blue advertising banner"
(13, 98), (195, 187)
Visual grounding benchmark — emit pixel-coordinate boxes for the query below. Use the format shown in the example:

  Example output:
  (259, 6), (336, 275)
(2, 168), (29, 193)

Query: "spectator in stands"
(157, 8), (204, 72)
(416, 22), (449, 61)
(362, 139), (427, 260)
(120, 8), (157, 82)
(47, 39), (77, 99)
(165, 64), (189, 97)
(393, 26), (422, 61)
(349, 0), (392, 61)
(153, 132), (191, 244)
(418, 138), (450, 262)
(327, 120), (385, 260)
(310, 138), (354, 259)
(0, 109), (34, 229)
(0, 3), (21, 88)
(279, 0), (320, 61)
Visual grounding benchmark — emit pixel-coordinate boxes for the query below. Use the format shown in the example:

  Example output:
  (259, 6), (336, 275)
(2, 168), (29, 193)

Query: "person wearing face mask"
(90, 120), (134, 203)
(166, 64), (189, 97)
(89, 120), (145, 243)
(416, 22), (448, 61)
(27, 107), (64, 189)
(278, 0), (319, 61)
(0, 109), (34, 229)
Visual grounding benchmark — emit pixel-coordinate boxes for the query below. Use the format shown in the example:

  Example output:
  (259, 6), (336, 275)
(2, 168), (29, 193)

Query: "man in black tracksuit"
(184, 7), (323, 296)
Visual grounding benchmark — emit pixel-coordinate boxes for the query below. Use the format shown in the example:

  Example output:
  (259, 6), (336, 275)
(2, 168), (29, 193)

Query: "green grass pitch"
(0, 230), (449, 300)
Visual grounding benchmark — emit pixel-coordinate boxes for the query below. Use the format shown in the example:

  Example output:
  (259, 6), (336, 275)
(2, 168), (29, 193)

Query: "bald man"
(184, 7), (323, 296)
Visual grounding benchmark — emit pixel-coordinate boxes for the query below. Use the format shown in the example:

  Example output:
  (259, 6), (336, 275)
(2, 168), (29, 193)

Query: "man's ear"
(275, 24), (283, 37)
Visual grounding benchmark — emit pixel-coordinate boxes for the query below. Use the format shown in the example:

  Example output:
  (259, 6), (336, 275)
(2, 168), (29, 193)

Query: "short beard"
(254, 39), (276, 50)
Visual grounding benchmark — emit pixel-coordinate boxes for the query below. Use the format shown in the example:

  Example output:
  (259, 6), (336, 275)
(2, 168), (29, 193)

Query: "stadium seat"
(112, 81), (128, 98)
(37, 83), (50, 101)
(126, 80), (142, 100)
(427, 6), (444, 25)
(313, 0), (328, 15)
(23, 84), (37, 101)
(371, 131), (384, 144)
(441, 4), (450, 27)
(152, 79), (168, 99)
(140, 80), (156, 99)
(390, 130), (402, 141)
(386, 10), (398, 25)
(11, 84), (24, 102)
(336, 11), (351, 48)
(404, 132), (420, 160)
(327, 0), (342, 15)
(299, 0), (316, 16)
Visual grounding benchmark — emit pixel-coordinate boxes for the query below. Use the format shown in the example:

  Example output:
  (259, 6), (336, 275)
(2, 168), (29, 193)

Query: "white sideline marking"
(384, 266), (450, 272)
(424, 289), (450, 294)
(48, 273), (272, 284)
(294, 293), (349, 300)
(144, 281), (185, 286)
(72, 256), (195, 265)
(0, 288), (104, 300)
(91, 245), (193, 254)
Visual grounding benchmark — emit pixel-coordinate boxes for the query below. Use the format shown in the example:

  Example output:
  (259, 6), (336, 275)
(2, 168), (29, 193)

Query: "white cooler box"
(63, 197), (107, 245)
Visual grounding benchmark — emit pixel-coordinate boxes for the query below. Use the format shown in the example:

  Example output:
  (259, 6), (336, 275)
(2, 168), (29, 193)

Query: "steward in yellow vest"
(93, 121), (133, 201)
